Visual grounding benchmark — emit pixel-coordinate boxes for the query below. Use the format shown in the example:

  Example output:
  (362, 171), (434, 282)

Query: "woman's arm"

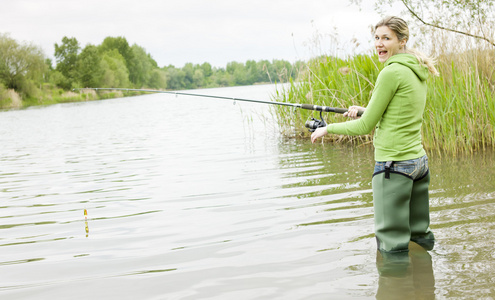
(311, 66), (399, 142)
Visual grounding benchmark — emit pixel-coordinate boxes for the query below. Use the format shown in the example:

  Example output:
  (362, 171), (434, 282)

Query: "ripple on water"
(0, 86), (494, 299)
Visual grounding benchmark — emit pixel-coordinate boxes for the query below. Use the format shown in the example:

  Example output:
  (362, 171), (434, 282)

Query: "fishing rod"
(73, 87), (363, 131)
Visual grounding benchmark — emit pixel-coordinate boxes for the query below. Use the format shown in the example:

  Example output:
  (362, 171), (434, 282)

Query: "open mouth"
(378, 50), (388, 56)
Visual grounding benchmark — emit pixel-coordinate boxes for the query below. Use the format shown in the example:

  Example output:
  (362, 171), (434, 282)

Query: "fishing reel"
(305, 111), (327, 132)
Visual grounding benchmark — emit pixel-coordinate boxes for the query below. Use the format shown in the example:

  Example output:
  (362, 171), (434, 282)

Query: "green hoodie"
(326, 53), (429, 162)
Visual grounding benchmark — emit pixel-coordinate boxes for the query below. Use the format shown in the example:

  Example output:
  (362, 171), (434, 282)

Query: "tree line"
(0, 33), (304, 101)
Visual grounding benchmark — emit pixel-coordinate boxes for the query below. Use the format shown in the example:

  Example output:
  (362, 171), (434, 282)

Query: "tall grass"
(273, 45), (495, 154)
(424, 49), (495, 154)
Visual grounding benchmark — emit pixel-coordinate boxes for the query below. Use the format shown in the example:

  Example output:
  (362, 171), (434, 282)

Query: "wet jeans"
(374, 155), (429, 180)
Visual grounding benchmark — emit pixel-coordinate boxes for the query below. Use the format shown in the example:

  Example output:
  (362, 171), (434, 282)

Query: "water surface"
(0, 84), (494, 299)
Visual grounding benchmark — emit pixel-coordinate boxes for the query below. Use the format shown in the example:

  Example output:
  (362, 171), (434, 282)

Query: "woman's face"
(374, 26), (406, 63)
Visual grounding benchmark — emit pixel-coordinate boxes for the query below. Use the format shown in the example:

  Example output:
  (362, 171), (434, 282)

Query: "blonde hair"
(375, 16), (439, 76)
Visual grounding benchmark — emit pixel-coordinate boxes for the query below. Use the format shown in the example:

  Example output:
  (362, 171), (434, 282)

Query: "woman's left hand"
(311, 127), (328, 143)
(343, 105), (365, 119)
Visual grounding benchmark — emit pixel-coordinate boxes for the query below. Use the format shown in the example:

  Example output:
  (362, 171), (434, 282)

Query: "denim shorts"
(374, 155), (429, 180)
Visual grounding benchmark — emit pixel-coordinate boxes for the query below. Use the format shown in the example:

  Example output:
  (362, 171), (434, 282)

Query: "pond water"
(0, 84), (494, 299)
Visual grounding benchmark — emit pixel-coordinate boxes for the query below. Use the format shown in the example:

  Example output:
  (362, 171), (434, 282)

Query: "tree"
(193, 69), (205, 87)
(100, 49), (130, 88)
(200, 62), (213, 86)
(99, 37), (137, 85)
(164, 66), (188, 90)
(130, 44), (156, 87)
(210, 68), (230, 87)
(353, 0), (495, 47)
(0, 33), (46, 96)
(245, 60), (258, 84)
(77, 45), (103, 88)
(200, 62), (213, 77)
(147, 69), (167, 89)
(182, 63), (195, 89)
(54, 36), (80, 88)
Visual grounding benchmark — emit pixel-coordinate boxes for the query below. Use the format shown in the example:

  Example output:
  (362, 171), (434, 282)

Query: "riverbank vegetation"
(0, 34), (303, 109)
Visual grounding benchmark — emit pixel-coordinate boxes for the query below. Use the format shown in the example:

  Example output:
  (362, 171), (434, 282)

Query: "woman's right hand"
(343, 106), (365, 119)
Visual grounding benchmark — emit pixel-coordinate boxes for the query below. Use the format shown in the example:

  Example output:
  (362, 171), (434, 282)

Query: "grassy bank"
(0, 84), (137, 110)
(273, 50), (495, 154)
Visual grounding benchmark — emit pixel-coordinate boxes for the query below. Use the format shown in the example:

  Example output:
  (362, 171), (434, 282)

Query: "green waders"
(409, 172), (435, 250)
(372, 164), (434, 253)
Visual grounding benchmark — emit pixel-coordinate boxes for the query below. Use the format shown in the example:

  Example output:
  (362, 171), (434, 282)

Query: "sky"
(1, 0), (403, 68)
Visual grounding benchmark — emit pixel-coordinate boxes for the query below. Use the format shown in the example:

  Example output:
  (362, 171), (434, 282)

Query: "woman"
(311, 16), (438, 254)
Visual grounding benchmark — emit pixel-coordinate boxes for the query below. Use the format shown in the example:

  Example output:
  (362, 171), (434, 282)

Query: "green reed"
(425, 51), (495, 154)
(273, 51), (495, 154)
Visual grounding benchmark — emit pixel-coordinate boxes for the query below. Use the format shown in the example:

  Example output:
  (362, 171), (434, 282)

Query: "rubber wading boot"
(409, 171), (435, 250)
(372, 171), (413, 253)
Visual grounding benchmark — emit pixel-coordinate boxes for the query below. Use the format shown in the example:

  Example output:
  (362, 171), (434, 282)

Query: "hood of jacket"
(385, 53), (429, 81)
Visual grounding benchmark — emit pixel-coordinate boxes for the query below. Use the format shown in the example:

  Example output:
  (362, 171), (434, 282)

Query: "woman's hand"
(343, 106), (365, 119)
(311, 127), (328, 143)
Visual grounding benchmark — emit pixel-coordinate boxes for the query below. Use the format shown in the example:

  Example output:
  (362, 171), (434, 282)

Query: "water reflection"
(276, 143), (494, 298)
(84, 209), (89, 237)
(376, 243), (435, 300)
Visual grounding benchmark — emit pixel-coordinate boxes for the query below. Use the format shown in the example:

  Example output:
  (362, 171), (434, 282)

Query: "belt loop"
(385, 161), (394, 179)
